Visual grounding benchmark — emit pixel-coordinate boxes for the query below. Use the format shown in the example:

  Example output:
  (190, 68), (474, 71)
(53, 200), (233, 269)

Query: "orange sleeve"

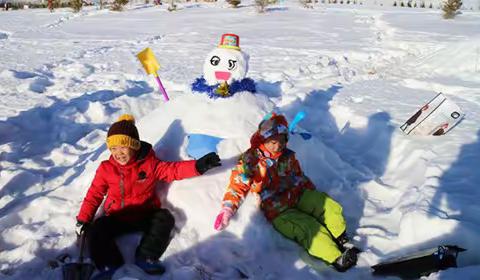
(221, 151), (258, 212)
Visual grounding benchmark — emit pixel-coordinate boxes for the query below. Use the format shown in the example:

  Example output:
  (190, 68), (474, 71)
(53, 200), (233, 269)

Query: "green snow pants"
(272, 189), (346, 264)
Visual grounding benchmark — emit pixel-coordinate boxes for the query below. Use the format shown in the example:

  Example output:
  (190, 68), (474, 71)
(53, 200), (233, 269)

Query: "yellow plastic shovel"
(137, 47), (169, 101)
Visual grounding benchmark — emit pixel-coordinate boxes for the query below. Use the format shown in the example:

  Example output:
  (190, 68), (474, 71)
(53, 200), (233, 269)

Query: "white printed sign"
(400, 93), (464, 136)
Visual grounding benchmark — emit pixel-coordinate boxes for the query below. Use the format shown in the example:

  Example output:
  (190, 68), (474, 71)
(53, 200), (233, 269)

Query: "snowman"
(191, 33), (256, 98)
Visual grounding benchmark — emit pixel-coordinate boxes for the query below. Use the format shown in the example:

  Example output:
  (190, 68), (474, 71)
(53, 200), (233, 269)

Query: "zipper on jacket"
(105, 199), (115, 213)
(119, 173), (125, 208)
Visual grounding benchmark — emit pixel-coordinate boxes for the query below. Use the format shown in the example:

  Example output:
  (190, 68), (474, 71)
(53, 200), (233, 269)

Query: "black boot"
(135, 254), (166, 275)
(336, 232), (349, 245)
(333, 247), (360, 272)
(336, 232), (356, 251)
(90, 266), (119, 280)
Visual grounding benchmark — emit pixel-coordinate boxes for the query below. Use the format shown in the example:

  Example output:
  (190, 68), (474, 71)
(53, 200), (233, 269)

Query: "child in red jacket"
(76, 114), (220, 280)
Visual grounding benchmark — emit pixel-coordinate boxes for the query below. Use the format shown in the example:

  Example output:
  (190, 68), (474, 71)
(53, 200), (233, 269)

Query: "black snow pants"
(87, 208), (175, 270)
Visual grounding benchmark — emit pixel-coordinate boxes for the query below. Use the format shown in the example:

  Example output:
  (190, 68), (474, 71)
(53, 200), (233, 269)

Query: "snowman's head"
(203, 47), (249, 86)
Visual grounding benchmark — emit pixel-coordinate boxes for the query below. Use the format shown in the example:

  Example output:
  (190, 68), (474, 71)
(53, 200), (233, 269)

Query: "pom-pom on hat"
(218, 33), (241, 51)
(106, 114), (141, 150)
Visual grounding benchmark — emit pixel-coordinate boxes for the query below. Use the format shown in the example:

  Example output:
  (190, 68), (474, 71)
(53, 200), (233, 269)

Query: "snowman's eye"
(228, 60), (237, 70)
(210, 56), (220, 66)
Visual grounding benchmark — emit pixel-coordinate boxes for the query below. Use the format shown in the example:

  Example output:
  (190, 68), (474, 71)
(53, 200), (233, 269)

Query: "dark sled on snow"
(62, 232), (95, 280)
(371, 245), (466, 279)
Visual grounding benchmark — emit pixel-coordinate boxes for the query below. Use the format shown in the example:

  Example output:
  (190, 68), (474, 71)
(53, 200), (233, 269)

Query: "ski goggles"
(259, 118), (288, 140)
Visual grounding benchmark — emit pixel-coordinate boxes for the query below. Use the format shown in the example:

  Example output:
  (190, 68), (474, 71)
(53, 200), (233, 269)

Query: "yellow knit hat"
(106, 114), (141, 150)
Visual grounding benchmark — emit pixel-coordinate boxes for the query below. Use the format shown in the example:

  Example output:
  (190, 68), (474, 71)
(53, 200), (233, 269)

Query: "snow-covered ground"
(1, 1), (480, 279)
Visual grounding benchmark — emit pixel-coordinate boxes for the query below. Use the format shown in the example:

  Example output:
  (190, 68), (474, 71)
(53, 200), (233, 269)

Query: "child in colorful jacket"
(214, 113), (359, 272)
(76, 114), (221, 280)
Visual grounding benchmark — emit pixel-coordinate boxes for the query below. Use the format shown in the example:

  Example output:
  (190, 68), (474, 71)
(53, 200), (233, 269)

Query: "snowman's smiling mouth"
(215, 71), (231, 81)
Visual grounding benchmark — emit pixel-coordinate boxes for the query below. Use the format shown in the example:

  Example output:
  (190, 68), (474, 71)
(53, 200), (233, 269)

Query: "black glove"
(75, 220), (89, 237)
(195, 152), (221, 174)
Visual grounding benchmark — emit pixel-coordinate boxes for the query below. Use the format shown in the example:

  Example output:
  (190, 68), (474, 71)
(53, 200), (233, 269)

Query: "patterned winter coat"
(77, 141), (199, 223)
(222, 145), (315, 221)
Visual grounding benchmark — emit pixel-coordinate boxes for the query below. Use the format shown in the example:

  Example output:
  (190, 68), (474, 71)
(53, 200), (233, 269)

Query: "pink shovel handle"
(154, 75), (169, 102)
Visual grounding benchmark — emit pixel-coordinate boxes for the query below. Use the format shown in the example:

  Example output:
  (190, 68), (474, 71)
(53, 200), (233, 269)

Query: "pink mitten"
(214, 207), (234, 231)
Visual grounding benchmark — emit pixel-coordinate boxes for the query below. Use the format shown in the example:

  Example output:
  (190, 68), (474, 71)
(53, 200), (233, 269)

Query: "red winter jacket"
(76, 142), (199, 223)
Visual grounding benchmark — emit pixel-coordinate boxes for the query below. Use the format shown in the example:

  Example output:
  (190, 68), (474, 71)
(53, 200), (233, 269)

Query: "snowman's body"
(192, 34), (256, 99)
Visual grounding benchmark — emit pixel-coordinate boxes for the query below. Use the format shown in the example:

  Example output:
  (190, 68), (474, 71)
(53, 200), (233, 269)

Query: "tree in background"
(256, 0), (269, 12)
(167, 0), (177, 11)
(112, 0), (129, 11)
(299, 0), (314, 8)
(442, 0), (462, 18)
(47, 0), (61, 12)
(71, 0), (82, 12)
(228, 0), (241, 7)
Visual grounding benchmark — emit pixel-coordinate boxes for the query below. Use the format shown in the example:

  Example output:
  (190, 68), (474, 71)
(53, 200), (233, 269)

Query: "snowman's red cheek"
(215, 71), (231, 81)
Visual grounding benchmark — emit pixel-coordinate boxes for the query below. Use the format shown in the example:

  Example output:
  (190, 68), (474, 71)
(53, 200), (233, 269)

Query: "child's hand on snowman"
(196, 152), (221, 174)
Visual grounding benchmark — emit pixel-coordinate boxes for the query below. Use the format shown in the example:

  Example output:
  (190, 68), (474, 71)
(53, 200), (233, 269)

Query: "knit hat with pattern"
(106, 114), (141, 150)
(250, 113), (289, 148)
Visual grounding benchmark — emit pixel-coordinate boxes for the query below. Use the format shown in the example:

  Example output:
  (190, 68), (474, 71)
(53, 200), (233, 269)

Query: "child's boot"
(90, 266), (119, 280)
(135, 254), (166, 275)
(336, 232), (356, 250)
(332, 247), (360, 272)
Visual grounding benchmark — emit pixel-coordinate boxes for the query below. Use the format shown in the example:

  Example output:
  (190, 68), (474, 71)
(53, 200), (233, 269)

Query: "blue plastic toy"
(186, 134), (223, 159)
(289, 111), (312, 140)
(289, 111), (306, 133)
